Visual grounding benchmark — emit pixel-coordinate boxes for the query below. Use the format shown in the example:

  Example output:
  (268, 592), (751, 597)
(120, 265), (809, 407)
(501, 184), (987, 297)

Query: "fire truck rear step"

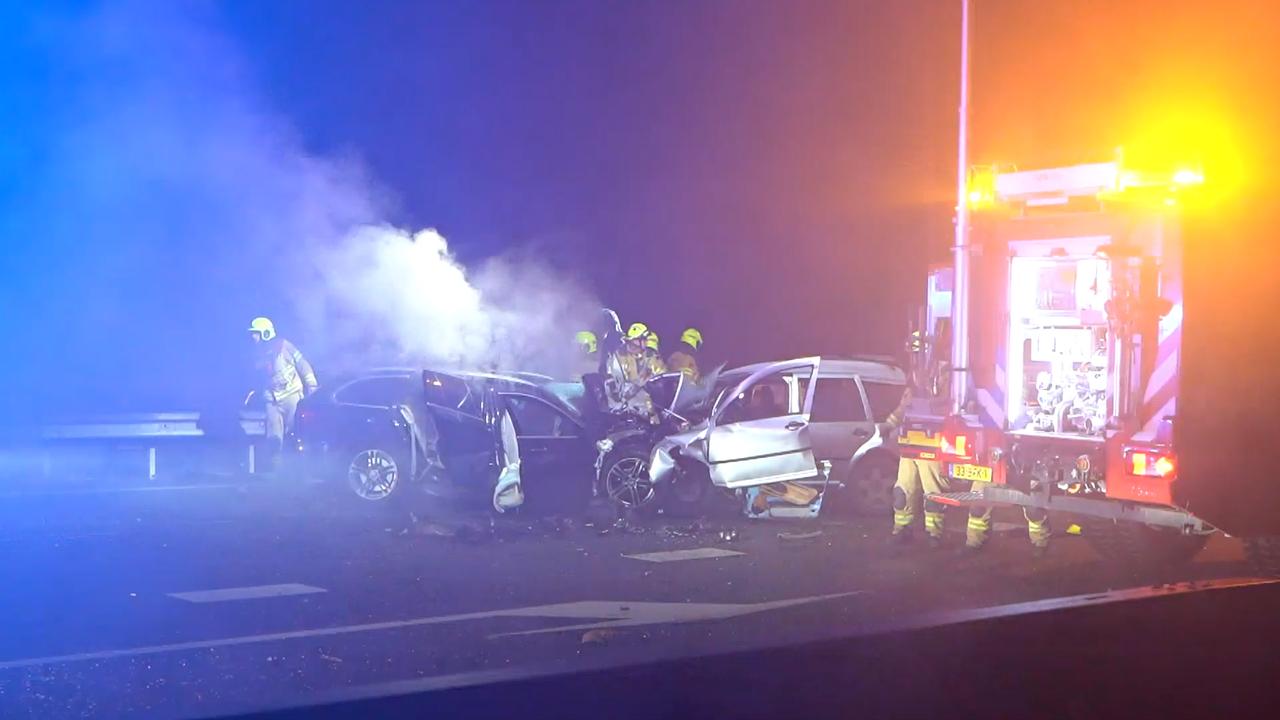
(927, 491), (986, 507)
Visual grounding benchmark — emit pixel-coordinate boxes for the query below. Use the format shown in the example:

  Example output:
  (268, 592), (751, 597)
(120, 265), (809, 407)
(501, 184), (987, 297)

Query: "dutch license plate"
(951, 463), (992, 482)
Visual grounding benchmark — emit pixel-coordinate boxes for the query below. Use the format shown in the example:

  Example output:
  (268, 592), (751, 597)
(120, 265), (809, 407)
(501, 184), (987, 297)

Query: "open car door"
(705, 357), (821, 488)
(481, 389), (524, 513)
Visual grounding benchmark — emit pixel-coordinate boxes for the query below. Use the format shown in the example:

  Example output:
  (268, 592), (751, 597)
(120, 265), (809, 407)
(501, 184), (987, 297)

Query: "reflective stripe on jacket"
(260, 338), (318, 402)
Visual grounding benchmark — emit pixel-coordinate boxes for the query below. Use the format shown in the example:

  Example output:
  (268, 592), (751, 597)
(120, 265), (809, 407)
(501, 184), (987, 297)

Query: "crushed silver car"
(633, 356), (906, 517)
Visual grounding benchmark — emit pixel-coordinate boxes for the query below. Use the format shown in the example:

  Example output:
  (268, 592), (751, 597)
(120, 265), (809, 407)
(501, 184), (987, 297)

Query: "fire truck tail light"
(941, 430), (971, 459)
(1126, 449), (1176, 478)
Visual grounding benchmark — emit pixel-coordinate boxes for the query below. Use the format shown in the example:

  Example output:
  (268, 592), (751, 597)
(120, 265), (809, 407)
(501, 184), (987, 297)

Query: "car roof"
(726, 356), (905, 384)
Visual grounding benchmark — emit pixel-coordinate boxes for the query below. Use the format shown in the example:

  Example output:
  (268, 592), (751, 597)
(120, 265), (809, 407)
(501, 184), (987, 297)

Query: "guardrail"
(14, 411), (268, 481)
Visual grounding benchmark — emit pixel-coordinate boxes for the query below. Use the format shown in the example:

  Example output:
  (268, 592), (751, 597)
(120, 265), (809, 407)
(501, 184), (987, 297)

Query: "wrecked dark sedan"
(289, 368), (597, 515)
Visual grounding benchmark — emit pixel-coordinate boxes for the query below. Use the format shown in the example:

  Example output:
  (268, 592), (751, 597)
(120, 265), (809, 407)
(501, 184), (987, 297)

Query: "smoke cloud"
(305, 225), (600, 378)
(0, 1), (599, 414)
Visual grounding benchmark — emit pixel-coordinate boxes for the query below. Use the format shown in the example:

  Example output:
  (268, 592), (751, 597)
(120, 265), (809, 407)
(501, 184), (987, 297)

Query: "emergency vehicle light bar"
(994, 162), (1119, 203)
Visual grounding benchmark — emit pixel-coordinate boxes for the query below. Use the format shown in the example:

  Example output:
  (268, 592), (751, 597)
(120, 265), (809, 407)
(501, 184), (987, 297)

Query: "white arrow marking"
(0, 594), (864, 671)
(489, 593), (865, 638)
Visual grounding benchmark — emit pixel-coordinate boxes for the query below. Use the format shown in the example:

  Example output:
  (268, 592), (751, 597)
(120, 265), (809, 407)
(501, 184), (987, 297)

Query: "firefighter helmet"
(248, 317), (276, 341)
(680, 327), (703, 349)
(626, 322), (650, 340)
(646, 332), (660, 351)
(576, 330), (598, 354)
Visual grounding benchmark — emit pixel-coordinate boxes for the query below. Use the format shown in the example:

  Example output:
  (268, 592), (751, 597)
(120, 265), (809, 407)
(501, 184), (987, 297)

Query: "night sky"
(1, 0), (1276, 418)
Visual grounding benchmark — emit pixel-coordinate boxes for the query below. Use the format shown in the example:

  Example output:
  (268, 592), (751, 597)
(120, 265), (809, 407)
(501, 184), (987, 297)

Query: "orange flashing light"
(1127, 449), (1176, 478)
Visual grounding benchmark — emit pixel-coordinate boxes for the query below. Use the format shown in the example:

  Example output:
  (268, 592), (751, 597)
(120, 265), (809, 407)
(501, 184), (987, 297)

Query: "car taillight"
(1126, 449), (1176, 478)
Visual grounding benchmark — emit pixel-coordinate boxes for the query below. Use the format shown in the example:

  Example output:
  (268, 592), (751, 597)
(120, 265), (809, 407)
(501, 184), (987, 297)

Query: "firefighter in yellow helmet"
(574, 330), (598, 380)
(643, 330), (667, 377)
(667, 327), (702, 382)
(619, 322), (655, 385)
(248, 317), (318, 472)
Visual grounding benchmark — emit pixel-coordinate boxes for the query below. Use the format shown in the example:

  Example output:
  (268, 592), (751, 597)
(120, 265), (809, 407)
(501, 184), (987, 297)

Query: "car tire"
(344, 446), (410, 506)
(656, 462), (711, 518)
(837, 453), (898, 517)
(1082, 518), (1209, 568)
(1245, 536), (1280, 577)
(601, 444), (661, 515)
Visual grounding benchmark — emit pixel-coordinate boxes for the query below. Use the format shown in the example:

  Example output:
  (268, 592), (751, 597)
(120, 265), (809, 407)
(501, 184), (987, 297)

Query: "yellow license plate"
(951, 463), (992, 482)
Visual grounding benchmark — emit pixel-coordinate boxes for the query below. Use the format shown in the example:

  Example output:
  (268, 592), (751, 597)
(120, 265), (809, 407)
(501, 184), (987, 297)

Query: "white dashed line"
(622, 547), (745, 563)
(168, 583), (327, 603)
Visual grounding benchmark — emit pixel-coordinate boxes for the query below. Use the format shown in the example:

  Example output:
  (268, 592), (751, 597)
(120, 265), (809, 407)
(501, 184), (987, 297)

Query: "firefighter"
(620, 322), (658, 384)
(574, 330), (598, 380)
(887, 382), (950, 547)
(248, 317), (318, 471)
(643, 330), (668, 376)
(667, 327), (702, 382)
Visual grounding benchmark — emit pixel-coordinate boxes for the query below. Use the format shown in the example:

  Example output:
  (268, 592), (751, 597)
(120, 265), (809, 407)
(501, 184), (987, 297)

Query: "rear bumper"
(976, 485), (1213, 533)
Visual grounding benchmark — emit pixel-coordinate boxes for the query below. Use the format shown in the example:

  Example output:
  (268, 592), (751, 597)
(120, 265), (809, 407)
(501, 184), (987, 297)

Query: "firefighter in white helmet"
(248, 317), (318, 471)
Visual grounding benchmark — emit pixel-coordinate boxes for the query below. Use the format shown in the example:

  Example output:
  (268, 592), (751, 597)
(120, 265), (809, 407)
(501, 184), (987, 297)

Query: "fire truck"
(906, 158), (1280, 572)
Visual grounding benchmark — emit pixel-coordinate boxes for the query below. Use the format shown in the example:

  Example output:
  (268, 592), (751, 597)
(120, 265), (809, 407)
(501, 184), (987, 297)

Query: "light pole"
(950, 0), (972, 416)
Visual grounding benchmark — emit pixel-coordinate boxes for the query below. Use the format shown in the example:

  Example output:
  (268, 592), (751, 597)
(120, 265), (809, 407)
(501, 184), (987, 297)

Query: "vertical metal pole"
(148, 446), (157, 480)
(950, 0), (972, 415)
(248, 443), (256, 475)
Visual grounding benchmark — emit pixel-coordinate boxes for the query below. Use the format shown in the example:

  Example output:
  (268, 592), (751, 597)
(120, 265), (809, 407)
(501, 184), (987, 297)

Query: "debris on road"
(778, 530), (823, 544)
(581, 628), (624, 645)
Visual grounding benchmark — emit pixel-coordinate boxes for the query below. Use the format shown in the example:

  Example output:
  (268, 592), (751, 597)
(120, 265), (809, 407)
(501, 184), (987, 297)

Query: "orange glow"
(965, 165), (998, 209)
(1117, 105), (1247, 205)
(1154, 455), (1176, 477)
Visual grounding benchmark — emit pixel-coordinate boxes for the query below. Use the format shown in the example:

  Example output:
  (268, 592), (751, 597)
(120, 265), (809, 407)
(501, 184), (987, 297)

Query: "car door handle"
(785, 421), (807, 431)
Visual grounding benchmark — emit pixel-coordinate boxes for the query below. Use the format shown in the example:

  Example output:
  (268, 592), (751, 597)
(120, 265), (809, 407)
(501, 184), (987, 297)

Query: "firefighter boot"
(924, 499), (946, 549)
(965, 506), (992, 554)
(1026, 507), (1051, 558)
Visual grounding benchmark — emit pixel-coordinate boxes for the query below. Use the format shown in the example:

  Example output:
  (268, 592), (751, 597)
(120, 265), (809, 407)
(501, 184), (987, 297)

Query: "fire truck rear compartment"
(1007, 253), (1113, 437)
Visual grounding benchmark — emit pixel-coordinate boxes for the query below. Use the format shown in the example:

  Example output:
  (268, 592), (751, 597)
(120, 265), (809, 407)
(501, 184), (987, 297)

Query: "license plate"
(951, 463), (992, 482)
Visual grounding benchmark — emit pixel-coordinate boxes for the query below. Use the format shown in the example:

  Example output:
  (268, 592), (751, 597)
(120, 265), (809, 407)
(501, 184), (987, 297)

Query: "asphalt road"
(0, 476), (1252, 719)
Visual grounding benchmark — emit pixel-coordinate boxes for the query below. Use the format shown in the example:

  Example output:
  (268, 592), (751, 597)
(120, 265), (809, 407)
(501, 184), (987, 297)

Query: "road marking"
(488, 593), (863, 638)
(622, 547), (745, 562)
(0, 594), (860, 671)
(169, 583), (327, 603)
(0, 484), (240, 498)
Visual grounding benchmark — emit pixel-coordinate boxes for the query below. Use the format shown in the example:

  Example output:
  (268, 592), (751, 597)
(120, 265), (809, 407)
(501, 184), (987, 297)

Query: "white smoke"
(303, 225), (600, 378)
(0, 0), (603, 409)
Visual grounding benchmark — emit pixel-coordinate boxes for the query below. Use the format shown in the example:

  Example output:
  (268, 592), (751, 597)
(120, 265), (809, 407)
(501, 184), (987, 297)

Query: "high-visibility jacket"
(667, 344), (700, 382)
(258, 338), (318, 403)
(618, 349), (664, 385)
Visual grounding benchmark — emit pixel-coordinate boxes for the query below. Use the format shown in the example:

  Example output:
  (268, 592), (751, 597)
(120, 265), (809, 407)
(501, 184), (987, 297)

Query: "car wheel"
(1082, 518), (1210, 568)
(841, 454), (898, 517)
(602, 446), (659, 513)
(347, 448), (407, 503)
(658, 463), (711, 518)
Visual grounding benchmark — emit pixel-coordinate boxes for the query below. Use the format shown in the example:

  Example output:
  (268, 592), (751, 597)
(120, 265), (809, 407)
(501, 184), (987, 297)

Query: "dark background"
(0, 0), (1275, 418)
